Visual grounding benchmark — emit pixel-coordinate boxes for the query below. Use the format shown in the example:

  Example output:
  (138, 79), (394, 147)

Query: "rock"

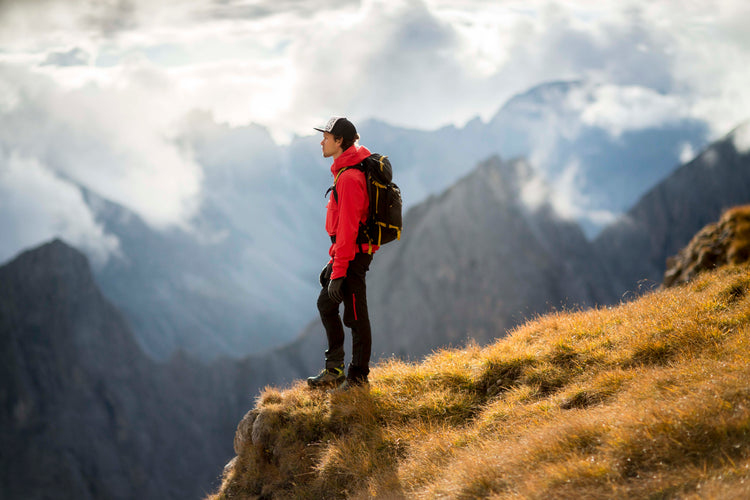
(234, 410), (258, 454)
(663, 205), (750, 287)
(224, 457), (237, 475)
(251, 409), (279, 449)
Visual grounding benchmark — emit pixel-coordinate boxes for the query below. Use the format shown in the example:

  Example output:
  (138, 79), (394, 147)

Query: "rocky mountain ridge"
(594, 122), (750, 294)
(364, 155), (620, 360)
(0, 240), (271, 499)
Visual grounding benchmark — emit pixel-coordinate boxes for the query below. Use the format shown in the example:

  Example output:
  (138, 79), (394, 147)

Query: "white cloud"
(579, 85), (690, 137)
(2, 0), (748, 141)
(40, 47), (90, 67)
(0, 62), (203, 230)
(0, 151), (120, 266)
(679, 141), (696, 164)
(0, 0), (748, 252)
(544, 158), (592, 223)
(520, 169), (550, 211)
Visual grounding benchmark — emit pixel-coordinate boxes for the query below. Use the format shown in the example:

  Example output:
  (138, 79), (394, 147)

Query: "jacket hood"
(331, 145), (371, 176)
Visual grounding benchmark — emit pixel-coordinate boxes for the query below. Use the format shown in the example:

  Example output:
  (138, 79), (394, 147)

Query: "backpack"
(329, 153), (402, 252)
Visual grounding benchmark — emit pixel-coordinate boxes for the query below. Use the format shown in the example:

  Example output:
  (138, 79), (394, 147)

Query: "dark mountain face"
(0, 239), (245, 499)
(0, 237), (337, 500)
(593, 123), (750, 295)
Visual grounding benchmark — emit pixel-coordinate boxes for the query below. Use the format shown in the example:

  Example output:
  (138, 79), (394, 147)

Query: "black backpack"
(329, 153), (402, 252)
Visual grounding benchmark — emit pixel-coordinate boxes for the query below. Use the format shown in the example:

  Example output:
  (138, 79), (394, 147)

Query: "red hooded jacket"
(326, 144), (378, 279)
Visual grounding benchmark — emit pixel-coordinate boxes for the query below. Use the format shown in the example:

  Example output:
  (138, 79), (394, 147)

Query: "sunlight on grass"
(209, 261), (750, 500)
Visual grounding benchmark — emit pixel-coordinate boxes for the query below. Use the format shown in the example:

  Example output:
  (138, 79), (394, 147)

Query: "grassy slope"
(211, 263), (750, 499)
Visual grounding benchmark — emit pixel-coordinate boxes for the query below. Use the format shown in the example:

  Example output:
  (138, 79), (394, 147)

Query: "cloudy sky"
(1, 0), (749, 261)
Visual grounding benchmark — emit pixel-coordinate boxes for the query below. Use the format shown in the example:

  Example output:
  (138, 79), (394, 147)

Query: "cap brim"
(313, 127), (327, 133)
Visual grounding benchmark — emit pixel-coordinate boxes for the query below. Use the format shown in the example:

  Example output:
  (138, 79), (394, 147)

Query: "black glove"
(319, 262), (333, 287)
(328, 277), (344, 303)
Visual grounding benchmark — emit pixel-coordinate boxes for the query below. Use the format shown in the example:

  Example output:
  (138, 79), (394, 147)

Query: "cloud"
(0, 62), (203, 230)
(578, 85), (690, 137)
(547, 158), (618, 227)
(199, 0), (360, 21)
(283, 0), (479, 132)
(0, 0), (138, 41)
(679, 141), (696, 164)
(40, 47), (91, 67)
(2, 0), (748, 141)
(0, 151), (120, 266)
(519, 169), (550, 212)
(84, 0), (138, 37)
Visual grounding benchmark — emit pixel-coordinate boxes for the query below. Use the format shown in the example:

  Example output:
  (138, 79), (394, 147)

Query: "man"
(307, 117), (377, 391)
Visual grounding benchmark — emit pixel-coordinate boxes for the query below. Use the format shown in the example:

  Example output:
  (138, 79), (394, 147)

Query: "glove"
(319, 262), (333, 287)
(328, 277), (344, 303)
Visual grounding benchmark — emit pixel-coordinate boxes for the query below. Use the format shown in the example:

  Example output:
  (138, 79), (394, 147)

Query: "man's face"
(321, 132), (343, 159)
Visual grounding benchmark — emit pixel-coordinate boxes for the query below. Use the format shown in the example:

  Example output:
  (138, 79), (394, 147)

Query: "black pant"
(317, 253), (373, 381)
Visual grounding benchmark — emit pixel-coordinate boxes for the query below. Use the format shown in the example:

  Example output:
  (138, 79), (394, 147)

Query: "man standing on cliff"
(307, 117), (377, 391)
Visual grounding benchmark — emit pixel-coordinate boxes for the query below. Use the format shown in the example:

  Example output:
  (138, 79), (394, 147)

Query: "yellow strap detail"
(333, 167), (350, 187)
(379, 155), (388, 174)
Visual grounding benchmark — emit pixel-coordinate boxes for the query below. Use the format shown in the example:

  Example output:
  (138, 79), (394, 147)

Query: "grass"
(209, 262), (750, 499)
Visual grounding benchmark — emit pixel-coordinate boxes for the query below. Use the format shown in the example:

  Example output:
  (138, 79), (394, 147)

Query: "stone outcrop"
(663, 205), (750, 287)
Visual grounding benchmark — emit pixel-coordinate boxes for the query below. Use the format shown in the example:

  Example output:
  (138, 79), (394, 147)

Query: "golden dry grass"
(209, 263), (750, 499)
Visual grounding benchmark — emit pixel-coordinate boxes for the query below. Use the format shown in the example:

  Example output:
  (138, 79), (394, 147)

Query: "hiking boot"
(329, 377), (369, 394)
(307, 366), (345, 388)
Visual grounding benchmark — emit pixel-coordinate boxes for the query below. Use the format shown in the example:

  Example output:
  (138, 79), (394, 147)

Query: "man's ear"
(334, 136), (343, 147)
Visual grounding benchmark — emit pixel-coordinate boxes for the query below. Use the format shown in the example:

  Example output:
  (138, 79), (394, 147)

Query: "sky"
(1, 0), (750, 261)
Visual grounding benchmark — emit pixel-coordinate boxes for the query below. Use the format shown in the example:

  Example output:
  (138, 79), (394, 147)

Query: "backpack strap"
(325, 166), (358, 203)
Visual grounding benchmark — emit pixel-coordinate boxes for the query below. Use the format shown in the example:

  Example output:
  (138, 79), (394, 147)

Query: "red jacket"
(326, 145), (378, 279)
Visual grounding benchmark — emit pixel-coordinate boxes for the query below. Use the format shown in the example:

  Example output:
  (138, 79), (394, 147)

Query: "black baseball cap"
(314, 116), (357, 142)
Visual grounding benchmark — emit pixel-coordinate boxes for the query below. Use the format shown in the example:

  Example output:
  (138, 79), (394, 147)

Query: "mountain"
(0, 239), (247, 499)
(594, 122), (750, 295)
(361, 80), (708, 236)
(483, 81), (709, 235)
(0, 237), (340, 499)
(212, 216), (750, 498)
(0, 239), (224, 498)
(84, 187), (314, 362)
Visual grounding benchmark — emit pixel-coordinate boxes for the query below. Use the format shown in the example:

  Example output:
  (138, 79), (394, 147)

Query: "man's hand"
(328, 277), (344, 303)
(319, 262), (333, 287)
